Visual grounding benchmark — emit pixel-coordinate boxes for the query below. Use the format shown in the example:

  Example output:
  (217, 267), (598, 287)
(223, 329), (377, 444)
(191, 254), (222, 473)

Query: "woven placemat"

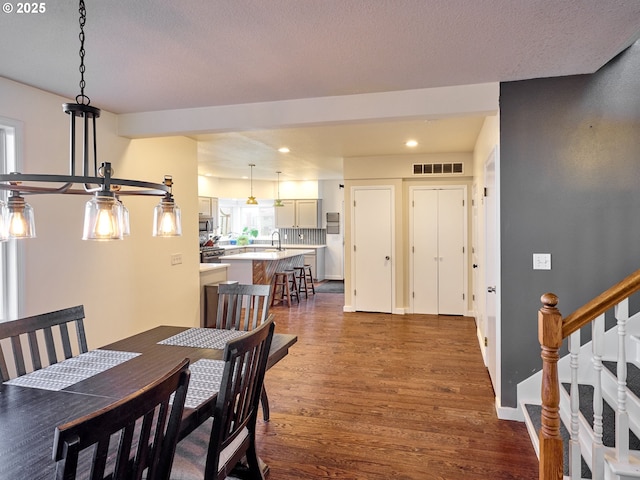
(4, 350), (140, 391)
(158, 328), (247, 349)
(180, 358), (226, 409)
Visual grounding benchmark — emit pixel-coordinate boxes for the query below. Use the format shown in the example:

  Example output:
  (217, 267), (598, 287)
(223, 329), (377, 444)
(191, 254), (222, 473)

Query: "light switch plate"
(533, 253), (551, 270)
(170, 253), (182, 266)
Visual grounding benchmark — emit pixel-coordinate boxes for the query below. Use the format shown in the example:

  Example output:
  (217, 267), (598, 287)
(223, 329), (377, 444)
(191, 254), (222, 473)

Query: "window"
(218, 198), (275, 238)
(0, 119), (22, 322)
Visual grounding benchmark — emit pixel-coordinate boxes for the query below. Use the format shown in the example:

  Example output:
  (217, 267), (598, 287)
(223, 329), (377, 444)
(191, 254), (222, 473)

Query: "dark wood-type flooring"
(256, 292), (539, 479)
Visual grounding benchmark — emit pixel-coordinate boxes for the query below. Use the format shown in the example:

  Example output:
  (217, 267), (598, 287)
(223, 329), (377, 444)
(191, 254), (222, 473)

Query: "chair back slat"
(215, 283), (271, 331)
(53, 358), (190, 480)
(0, 305), (88, 381)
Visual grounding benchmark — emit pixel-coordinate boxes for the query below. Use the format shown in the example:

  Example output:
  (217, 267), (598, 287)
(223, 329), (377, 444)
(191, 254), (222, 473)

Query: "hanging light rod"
(0, 0), (181, 241)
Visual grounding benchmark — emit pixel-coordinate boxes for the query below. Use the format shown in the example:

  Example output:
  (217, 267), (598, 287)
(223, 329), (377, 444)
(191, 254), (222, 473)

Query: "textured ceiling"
(1, 0), (639, 179)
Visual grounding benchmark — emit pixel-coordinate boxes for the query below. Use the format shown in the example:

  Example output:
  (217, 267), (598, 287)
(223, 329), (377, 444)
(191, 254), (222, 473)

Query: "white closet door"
(353, 188), (392, 313)
(437, 188), (465, 315)
(411, 187), (466, 315)
(412, 189), (438, 313)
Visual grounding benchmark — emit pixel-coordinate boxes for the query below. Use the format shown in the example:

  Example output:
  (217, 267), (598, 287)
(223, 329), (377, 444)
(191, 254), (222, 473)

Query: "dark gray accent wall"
(499, 42), (640, 408)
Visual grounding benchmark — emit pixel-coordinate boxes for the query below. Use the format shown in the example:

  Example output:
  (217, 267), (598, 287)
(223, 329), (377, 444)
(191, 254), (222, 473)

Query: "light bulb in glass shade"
(5, 194), (36, 239)
(82, 193), (123, 240)
(153, 195), (182, 237)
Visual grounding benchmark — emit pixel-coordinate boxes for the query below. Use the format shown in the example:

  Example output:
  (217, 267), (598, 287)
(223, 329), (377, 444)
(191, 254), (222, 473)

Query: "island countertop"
(220, 249), (313, 261)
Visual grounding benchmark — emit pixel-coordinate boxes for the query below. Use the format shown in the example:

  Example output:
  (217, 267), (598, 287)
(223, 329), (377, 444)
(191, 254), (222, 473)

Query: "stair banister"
(538, 293), (564, 480)
(538, 268), (640, 480)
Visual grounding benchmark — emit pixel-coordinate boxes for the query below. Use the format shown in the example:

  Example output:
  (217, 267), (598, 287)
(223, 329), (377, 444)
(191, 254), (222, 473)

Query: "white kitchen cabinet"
(275, 199), (322, 228)
(198, 196), (219, 231)
(198, 197), (212, 216)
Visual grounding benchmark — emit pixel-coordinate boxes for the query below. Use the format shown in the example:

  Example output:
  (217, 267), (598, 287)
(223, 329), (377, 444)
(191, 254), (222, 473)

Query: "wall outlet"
(299, 233), (304, 240)
(170, 253), (182, 266)
(533, 253), (551, 270)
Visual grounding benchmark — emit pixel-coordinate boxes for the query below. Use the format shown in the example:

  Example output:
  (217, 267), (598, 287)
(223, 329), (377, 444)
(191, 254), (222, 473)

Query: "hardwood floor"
(256, 292), (539, 480)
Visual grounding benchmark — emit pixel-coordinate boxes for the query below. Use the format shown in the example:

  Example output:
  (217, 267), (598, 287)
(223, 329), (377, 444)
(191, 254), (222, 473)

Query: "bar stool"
(270, 271), (299, 307)
(294, 264), (315, 298)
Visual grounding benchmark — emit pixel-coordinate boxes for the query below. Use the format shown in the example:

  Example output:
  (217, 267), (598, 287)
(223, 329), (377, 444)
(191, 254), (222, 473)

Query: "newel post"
(538, 293), (563, 480)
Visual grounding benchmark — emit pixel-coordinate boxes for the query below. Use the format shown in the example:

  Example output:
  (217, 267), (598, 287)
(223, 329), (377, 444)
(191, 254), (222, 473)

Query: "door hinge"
(412, 291), (414, 298)
(353, 245), (356, 252)
(462, 246), (465, 254)
(484, 337), (488, 347)
(354, 289), (356, 296)
(483, 187), (488, 197)
(353, 200), (356, 207)
(472, 294), (475, 301)
(412, 246), (414, 253)
(462, 199), (465, 207)
(462, 293), (465, 300)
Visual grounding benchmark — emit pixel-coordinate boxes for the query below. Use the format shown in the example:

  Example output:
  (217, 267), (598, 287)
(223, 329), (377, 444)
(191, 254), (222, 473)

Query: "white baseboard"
(343, 304), (355, 312)
(323, 275), (344, 281)
(495, 397), (524, 421)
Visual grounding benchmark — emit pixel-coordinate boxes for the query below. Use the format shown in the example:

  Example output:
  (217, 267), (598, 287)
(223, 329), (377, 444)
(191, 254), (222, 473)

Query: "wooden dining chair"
(0, 305), (88, 382)
(53, 358), (191, 480)
(169, 319), (275, 480)
(213, 283), (274, 421)
(214, 283), (271, 331)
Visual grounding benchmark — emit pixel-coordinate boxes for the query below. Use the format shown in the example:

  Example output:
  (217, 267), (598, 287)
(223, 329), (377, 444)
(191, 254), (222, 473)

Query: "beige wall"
(343, 152), (473, 313)
(198, 176), (319, 200)
(0, 77), (200, 348)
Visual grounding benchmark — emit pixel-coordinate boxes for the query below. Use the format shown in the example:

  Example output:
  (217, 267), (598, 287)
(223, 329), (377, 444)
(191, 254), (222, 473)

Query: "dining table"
(0, 325), (297, 480)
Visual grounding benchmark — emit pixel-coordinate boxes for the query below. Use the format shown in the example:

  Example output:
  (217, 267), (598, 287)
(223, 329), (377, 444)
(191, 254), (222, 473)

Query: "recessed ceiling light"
(278, 147), (290, 153)
(405, 140), (418, 147)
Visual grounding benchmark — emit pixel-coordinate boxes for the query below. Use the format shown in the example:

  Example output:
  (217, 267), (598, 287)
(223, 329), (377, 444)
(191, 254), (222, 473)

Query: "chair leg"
(260, 386), (270, 422)
(245, 440), (265, 480)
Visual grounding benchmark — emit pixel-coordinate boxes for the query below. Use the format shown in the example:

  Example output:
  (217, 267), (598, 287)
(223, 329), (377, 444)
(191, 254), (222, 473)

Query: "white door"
(353, 187), (393, 313)
(412, 189), (438, 313)
(411, 187), (466, 315)
(437, 188), (465, 314)
(484, 148), (499, 389)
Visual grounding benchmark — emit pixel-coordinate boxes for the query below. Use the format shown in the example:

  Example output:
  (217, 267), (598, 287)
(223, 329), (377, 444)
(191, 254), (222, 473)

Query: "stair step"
(525, 403), (592, 478)
(603, 361), (640, 399)
(562, 383), (640, 449)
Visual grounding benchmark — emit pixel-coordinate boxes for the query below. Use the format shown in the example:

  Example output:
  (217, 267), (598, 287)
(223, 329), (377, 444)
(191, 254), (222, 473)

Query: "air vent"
(412, 163), (464, 176)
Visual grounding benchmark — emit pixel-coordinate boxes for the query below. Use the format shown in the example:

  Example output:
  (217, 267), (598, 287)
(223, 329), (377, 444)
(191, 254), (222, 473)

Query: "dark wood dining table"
(0, 325), (297, 480)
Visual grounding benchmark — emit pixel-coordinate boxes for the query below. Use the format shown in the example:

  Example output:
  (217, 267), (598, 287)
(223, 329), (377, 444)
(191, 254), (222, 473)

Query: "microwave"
(198, 216), (214, 233)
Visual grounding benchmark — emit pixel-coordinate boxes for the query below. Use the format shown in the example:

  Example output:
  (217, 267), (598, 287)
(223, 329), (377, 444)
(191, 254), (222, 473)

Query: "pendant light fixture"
(246, 164), (258, 205)
(273, 171), (284, 207)
(0, 0), (181, 241)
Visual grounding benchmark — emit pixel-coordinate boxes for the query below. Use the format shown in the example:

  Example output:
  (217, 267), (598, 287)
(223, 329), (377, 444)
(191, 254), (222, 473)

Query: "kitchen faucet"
(271, 230), (282, 251)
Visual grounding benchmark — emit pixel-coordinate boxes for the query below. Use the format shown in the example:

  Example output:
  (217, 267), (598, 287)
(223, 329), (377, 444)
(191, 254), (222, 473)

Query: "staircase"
(518, 270), (640, 479)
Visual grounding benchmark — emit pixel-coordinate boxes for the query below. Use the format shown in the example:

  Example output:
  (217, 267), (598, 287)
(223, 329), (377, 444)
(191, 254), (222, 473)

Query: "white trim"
(0, 116), (25, 320)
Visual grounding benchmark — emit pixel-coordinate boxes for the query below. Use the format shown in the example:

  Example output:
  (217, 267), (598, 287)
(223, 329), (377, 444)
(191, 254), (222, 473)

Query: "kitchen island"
(221, 249), (313, 285)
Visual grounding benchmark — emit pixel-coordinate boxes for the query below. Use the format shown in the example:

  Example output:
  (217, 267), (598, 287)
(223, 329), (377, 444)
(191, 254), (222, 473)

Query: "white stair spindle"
(615, 299), (629, 462)
(569, 330), (581, 479)
(592, 314), (605, 478)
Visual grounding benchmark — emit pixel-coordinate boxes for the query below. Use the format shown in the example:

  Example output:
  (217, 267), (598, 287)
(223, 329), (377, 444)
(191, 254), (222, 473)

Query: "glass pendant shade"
(82, 193), (123, 241)
(153, 196), (182, 237)
(246, 196), (258, 205)
(5, 194), (36, 239)
(119, 200), (131, 236)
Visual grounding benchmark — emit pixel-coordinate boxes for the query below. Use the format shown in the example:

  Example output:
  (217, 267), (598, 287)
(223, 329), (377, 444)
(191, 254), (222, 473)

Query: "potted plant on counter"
(240, 227), (259, 245)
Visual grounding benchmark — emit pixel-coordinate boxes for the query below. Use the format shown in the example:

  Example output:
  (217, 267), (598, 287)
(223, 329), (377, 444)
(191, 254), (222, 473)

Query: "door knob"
(473, 264), (478, 268)
(487, 286), (496, 293)
(385, 256), (390, 260)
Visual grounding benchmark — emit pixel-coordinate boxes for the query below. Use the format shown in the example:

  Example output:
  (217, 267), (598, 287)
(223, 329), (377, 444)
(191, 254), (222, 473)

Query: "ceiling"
(1, 0), (639, 180)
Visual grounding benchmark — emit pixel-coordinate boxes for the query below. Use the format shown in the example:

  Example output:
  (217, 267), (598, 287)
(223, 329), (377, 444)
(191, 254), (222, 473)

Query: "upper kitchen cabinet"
(198, 196), (213, 216)
(198, 196), (219, 229)
(275, 199), (322, 228)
